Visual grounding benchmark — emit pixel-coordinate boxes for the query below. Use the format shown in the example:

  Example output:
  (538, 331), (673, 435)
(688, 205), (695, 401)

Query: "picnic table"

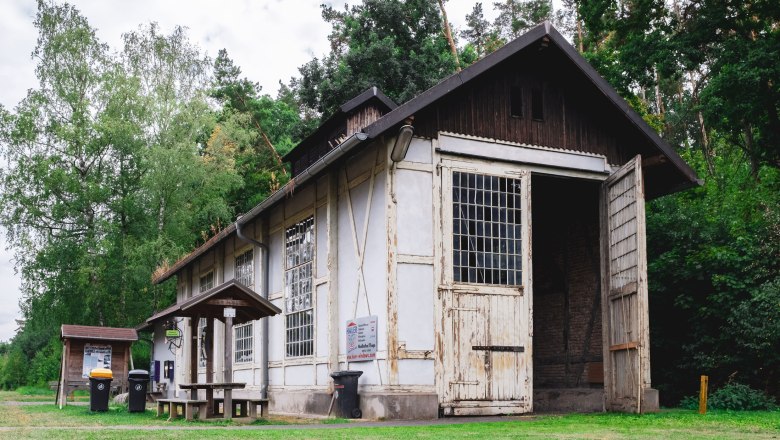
(178, 382), (245, 420)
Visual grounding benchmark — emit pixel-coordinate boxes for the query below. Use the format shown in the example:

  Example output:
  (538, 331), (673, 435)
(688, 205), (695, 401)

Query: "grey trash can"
(330, 370), (363, 418)
(127, 369), (150, 412)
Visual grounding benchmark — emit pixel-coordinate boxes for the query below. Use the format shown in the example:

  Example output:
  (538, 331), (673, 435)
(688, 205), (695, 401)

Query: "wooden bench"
(213, 398), (269, 418)
(156, 398), (207, 421)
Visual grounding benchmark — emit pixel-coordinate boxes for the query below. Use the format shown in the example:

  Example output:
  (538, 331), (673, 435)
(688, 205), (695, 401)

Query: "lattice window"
(235, 248), (254, 287)
(234, 322), (253, 363)
(452, 171), (523, 285)
(284, 216), (314, 357)
(199, 271), (214, 293)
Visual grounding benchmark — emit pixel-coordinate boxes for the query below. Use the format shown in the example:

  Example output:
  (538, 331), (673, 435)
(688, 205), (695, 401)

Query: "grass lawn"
(0, 389), (776, 439)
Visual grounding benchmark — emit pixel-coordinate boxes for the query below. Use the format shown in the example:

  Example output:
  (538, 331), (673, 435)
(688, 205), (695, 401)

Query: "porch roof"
(144, 280), (281, 326)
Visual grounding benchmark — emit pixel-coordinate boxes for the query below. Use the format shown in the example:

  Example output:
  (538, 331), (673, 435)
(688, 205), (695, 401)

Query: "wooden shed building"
(144, 22), (699, 419)
(57, 325), (138, 407)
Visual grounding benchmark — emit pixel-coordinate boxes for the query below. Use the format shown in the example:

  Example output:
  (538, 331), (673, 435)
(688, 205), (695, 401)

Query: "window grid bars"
(452, 171), (523, 285)
(235, 249), (254, 287)
(284, 216), (314, 358)
(199, 271), (214, 293)
(234, 322), (253, 364)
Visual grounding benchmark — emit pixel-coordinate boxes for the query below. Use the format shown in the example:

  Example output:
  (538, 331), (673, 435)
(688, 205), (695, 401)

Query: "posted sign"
(346, 315), (377, 362)
(82, 344), (112, 378)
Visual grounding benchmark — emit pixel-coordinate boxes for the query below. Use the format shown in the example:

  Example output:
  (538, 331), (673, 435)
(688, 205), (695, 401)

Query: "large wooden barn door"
(600, 155), (651, 413)
(438, 160), (532, 416)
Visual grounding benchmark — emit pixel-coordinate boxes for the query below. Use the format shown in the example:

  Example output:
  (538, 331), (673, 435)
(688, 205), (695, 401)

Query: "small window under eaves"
(510, 86), (523, 118)
(531, 86), (544, 121)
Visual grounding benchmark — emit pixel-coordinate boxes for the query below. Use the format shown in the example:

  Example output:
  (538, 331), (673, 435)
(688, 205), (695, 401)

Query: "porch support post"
(189, 317), (198, 388)
(224, 315), (233, 420)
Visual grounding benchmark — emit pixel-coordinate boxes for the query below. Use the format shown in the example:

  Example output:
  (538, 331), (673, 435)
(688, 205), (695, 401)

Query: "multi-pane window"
(452, 171), (523, 285)
(235, 249), (254, 287)
(199, 271), (214, 293)
(197, 271), (213, 368)
(234, 322), (253, 363)
(284, 216), (314, 357)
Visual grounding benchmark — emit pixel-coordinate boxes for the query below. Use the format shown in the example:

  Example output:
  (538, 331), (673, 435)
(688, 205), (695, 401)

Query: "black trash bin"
(88, 368), (113, 412)
(330, 370), (363, 418)
(127, 369), (150, 412)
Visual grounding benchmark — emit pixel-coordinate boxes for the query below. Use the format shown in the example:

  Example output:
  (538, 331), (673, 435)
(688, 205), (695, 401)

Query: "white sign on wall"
(82, 344), (112, 378)
(346, 315), (378, 362)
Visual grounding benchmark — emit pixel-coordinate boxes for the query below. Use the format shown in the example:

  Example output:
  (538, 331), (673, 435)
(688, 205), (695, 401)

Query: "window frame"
(234, 247), (254, 288)
(441, 158), (532, 294)
(233, 322), (254, 364)
(283, 215), (315, 358)
(451, 170), (524, 286)
(199, 270), (214, 293)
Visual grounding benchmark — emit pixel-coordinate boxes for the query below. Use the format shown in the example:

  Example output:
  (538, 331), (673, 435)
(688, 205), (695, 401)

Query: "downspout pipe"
(235, 218), (270, 400)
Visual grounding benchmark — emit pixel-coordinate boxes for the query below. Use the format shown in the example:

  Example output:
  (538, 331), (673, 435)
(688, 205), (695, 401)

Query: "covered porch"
(143, 279), (280, 419)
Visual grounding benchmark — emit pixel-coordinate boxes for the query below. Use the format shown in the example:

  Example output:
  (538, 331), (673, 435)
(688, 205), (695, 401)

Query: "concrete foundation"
(269, 390), (332, 416)
(642, 388), (660, 413)
(533, 388), (604, 413)
(360, 392), (440, 420)
(269, 390), (440, 420)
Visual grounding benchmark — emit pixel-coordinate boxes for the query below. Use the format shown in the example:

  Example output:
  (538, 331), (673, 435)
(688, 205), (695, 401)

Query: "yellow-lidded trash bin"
(88, 368), (113, 411)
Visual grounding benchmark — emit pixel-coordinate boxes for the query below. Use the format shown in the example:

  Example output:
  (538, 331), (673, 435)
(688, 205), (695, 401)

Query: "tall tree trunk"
(437, 0), (461, 72)
(576, 2), (584, 53)
(236, 94), (289, 177)
(654, 66), (665, 117)
(697, 109), (715, 176)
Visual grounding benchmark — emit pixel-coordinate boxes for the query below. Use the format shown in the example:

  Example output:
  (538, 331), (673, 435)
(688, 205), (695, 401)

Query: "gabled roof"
(152, 22), (699, 284)
(282, 86), (396, 162)
(363, 21), (700, 187)
(61, 324), (138, 342)
(144, 280), (281, 326)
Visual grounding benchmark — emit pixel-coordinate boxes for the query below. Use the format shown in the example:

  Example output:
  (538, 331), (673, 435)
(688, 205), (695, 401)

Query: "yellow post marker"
(699, 375), (708, 415)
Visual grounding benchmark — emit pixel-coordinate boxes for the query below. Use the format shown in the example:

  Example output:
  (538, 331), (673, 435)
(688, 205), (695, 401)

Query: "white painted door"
(600, 155), (651, 413)
(438, 160), (533, 416)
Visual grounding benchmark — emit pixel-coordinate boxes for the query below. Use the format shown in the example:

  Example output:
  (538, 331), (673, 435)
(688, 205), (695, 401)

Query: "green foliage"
(493, 0), (553, 40)
(680, 383), (778, 411)
(0, 347), (26, 390)
(14, 386), (55, 396)
(131, 341), (151, 373)
(647, 146), (780, 403)
(292, 0), (458, 117)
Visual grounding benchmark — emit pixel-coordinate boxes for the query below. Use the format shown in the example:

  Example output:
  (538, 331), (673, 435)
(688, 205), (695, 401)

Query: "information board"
(346, 315), (377, 362)
(82, 344), (112, 378)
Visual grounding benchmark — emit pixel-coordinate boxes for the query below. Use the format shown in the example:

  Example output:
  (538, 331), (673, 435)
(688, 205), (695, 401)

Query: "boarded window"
(284, 216), (315, 357)
(234, 322), (253, 363)
(510, 85), (523, 118)
(531, 86), (544, 120)
(235, 248), (253, 287)
(452, 172), (523, 285)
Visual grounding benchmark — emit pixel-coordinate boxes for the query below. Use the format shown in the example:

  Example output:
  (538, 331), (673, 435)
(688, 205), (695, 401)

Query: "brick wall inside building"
(532, 175), (603, 389)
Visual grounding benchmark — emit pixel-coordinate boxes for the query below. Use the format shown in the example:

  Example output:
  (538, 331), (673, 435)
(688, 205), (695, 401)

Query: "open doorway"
(531, 174), (604, 412)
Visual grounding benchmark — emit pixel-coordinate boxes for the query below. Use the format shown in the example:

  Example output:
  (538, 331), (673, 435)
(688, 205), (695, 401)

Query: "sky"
(0, 0), (496, 341)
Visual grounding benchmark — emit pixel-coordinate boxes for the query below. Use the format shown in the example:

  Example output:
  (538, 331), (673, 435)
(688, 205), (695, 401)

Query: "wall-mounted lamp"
(390, 124), (415, 162)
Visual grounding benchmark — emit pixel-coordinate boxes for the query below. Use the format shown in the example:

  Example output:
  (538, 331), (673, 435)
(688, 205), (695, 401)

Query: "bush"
(680, 382), (778, 411)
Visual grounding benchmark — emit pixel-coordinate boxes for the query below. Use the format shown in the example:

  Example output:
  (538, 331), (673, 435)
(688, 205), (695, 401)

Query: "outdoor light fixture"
(390, 124), (415, 162)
